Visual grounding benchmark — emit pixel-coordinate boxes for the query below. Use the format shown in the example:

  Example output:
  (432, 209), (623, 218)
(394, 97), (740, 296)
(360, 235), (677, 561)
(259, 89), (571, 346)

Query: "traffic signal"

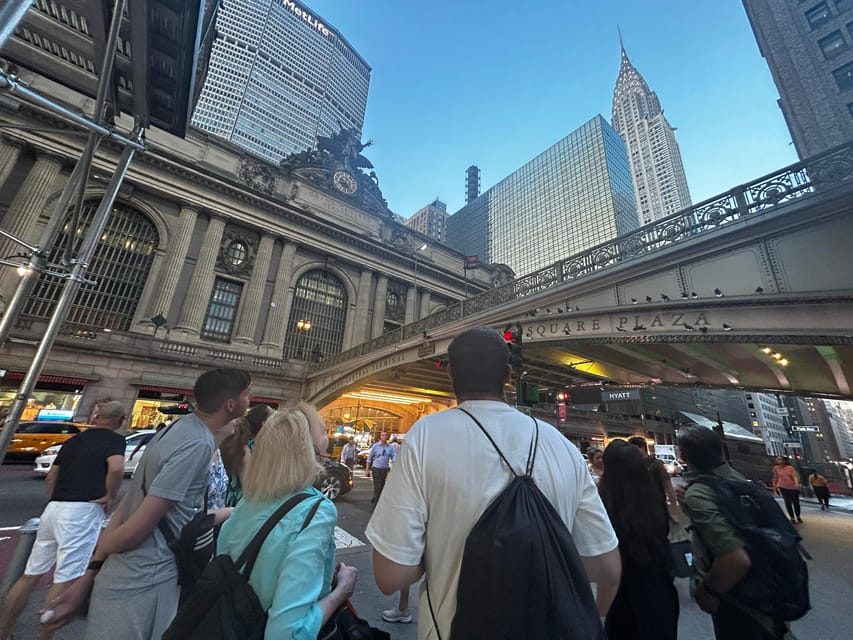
(503, 324), (523, 369)
(555, 390), (570, 403)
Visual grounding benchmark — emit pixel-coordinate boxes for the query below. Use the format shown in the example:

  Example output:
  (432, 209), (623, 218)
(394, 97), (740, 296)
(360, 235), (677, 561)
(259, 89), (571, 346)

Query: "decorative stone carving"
(490, 263), (516, 288)
(217, 226), (258, 276)
(238, 157), (276, 194)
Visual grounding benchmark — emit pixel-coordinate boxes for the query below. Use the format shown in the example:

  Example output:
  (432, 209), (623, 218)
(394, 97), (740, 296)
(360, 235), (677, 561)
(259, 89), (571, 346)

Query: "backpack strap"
(456, 408), (539, 477)
(236, 493), (321, 577)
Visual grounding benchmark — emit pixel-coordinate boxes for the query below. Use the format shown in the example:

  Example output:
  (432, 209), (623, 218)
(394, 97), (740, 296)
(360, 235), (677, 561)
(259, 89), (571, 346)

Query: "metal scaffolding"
(0, 0), (210, 462)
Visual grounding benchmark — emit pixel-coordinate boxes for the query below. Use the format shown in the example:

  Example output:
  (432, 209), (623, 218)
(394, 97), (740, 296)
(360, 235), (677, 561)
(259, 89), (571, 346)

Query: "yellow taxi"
(4, 421), (89, 461)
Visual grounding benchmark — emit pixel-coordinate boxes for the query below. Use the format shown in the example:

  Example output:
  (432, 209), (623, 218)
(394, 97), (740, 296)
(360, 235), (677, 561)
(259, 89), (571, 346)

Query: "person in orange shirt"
(772, 456), (802, 523)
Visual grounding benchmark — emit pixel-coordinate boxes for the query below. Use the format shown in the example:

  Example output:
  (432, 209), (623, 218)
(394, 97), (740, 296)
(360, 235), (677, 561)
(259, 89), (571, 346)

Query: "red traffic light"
(503, 330), (516, 344)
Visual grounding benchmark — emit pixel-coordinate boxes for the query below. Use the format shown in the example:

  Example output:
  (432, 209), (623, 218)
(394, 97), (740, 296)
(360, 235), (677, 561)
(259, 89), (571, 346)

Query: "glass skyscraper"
(191, 0), (370, 163)
(446, 115), (639, 276)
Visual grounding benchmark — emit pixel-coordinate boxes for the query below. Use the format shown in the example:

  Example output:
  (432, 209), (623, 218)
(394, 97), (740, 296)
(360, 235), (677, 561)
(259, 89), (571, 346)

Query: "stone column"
(233, 232), (274, 344)
(0, 153), (63, 261)
(419, 290), (432, 319)
(146, 204), (198, 321)
(0, 138), (23, 192)
(371, 274), (388, 338)
(0, 153), (63, 299)
(175, 214), (226, 334)
(349, 269), (373, 347)
(405, 285), (417, 324)
(260, 240), (297, 349)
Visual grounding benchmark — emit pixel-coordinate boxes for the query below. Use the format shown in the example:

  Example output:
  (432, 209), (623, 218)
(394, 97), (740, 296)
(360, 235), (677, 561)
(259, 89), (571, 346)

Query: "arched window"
(284, 269), (347, 360)
(24, 201), (158, 332)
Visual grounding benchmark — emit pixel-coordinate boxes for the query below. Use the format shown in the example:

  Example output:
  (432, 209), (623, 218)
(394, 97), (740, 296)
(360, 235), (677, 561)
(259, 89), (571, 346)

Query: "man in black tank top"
(0, 401), (126, 640)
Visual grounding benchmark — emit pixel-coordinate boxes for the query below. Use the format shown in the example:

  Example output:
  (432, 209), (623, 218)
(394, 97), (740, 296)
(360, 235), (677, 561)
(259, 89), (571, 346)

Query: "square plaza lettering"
(524, 312), (712, 340)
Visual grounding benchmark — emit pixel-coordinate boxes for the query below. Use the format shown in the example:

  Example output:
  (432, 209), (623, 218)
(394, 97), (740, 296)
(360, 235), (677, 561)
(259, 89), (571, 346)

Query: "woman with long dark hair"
(599, 439), (679, 640)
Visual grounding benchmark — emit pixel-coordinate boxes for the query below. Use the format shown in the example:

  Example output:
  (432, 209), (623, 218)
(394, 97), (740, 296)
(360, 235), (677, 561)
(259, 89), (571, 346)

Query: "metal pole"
(0, 153), (89, 346)
(0, 0), (35, 51)
(0, 137), (139, 464)
(0, 71), (144, 151)
(0, 518), (39, 600)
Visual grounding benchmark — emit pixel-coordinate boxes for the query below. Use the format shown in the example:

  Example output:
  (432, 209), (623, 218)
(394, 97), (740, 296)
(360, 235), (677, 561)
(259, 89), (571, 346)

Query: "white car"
(33, 429), (158, 477)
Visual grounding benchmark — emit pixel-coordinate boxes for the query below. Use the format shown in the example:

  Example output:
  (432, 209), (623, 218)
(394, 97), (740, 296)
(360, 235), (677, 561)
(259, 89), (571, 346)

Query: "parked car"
(6, 421), (88, 462)
(314, 456), (353, 501)
(34, 429), (157, 476)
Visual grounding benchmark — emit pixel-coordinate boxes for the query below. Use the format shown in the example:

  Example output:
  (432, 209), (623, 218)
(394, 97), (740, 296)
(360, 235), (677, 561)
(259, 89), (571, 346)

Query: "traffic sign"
(792, 426), (820, 432)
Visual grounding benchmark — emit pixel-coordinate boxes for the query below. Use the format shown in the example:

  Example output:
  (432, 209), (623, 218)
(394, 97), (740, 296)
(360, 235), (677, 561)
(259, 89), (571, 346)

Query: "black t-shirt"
(51, 428), (126, 502)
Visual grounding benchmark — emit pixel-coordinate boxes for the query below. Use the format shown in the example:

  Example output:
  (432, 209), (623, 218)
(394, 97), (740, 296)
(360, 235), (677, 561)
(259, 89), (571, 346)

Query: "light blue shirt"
(367, 441), (396, 469)
(217, 486), (337, 640)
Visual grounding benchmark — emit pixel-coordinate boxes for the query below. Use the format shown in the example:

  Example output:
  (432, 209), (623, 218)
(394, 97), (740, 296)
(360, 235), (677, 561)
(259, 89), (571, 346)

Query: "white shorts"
(25, 501), (105, 583)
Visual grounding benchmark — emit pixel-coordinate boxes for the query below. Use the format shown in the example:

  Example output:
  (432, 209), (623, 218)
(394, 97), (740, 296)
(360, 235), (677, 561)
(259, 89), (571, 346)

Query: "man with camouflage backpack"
(677, 425), (809, 640)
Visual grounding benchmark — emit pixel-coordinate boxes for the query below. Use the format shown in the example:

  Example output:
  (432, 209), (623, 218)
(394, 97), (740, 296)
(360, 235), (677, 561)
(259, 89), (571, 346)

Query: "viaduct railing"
(308, 141), (853, 375)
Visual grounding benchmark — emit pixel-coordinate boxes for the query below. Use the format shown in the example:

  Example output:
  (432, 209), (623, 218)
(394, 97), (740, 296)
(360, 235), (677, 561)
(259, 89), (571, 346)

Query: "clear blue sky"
(306, 0), (797, 218)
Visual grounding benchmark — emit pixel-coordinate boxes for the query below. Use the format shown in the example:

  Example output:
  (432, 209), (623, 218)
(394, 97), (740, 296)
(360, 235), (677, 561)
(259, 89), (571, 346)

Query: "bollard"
(0, 517), (39, 600)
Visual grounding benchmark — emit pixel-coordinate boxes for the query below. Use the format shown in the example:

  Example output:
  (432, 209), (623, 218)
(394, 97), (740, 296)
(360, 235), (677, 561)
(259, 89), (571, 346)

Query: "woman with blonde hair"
(216, 402), (357, 637)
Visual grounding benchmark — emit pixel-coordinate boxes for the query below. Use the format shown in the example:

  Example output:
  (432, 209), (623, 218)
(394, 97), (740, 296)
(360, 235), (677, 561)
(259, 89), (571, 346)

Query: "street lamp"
(296, 319), (311, 358)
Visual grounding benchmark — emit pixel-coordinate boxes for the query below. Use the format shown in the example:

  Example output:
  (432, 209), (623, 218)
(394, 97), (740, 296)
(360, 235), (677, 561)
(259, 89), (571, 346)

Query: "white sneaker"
(381, 606), (412, 623)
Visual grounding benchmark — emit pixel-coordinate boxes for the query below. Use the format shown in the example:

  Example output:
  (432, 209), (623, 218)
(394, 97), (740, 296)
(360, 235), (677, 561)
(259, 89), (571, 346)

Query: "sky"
(304, 0), (798, 218)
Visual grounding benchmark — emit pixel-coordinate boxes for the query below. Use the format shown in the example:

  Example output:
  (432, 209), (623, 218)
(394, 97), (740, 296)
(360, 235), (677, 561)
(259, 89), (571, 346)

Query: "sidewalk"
(799, 494), (853, 513)
(5, 528), (420, 640)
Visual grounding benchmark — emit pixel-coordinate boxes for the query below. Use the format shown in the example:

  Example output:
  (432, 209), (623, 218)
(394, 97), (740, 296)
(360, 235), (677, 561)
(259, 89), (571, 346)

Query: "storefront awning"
(138, 384), (193, 395)
(1, 372), (90, 386)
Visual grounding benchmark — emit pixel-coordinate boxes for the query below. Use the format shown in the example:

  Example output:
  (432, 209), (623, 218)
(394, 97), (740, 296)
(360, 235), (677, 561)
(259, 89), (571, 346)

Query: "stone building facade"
(0, 73), (494, 429)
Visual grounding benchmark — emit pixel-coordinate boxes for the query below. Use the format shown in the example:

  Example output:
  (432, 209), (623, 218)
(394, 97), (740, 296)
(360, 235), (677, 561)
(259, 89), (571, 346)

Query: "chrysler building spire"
(612, 39), (691, 225)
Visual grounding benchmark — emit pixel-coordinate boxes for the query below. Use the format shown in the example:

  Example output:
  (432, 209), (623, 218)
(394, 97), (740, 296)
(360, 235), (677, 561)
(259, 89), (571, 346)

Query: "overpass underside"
(307, 143), (853, 407)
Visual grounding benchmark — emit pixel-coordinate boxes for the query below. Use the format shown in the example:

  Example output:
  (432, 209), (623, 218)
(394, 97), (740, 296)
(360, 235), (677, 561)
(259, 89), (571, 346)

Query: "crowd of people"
(0, 326), (817, 640)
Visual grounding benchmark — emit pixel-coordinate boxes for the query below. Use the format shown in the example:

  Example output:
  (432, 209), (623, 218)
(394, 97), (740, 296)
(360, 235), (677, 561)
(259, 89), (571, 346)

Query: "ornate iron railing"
(308, 141), (853, 374)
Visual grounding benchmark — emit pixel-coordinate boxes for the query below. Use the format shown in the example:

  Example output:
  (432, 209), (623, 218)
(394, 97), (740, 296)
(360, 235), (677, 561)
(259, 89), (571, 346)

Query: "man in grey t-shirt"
(43, 368), (252, 640)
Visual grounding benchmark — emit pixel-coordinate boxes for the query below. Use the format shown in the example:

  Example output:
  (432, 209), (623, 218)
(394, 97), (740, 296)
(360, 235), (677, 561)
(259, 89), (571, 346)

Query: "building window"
(224, 240), (249, 267)
(806, 2), (833, 28)
(833, 60), (853, 90)
(819, 30), (848, 57)
(24, 201), (157, 332)
(201, 278), (243, 342)
(284, 269), (347, 359)
(837, 0), (853, 13)
(386, 291), (400, 311)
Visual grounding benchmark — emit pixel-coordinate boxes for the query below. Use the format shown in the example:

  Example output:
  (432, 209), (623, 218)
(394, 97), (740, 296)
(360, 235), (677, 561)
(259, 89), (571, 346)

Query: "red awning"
(1, 372), (89, 386)
(138, 384), (193, 395)
(251, 396), (282, 405)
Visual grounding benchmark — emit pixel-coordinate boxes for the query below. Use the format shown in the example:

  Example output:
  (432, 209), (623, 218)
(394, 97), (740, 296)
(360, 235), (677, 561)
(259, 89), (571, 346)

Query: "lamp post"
(296, 319), (311, 359)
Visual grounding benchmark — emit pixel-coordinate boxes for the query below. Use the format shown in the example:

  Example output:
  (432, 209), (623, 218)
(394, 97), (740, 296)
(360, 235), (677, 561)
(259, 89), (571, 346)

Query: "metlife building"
(446, 115), (638, 276)
(192, 0), (371, 163)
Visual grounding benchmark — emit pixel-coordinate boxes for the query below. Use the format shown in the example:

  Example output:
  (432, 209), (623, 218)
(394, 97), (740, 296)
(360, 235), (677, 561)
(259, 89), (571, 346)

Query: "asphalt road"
(2, 463), (853, 639)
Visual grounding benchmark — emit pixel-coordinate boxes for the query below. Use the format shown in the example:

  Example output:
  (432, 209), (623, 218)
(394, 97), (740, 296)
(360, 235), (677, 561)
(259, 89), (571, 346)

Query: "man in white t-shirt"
(365, 326), (621, 639)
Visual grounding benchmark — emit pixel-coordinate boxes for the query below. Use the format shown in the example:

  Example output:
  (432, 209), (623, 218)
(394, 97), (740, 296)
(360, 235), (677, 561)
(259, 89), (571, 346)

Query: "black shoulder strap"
(236, 494), (322, 577)
(456, 407), (539, 477)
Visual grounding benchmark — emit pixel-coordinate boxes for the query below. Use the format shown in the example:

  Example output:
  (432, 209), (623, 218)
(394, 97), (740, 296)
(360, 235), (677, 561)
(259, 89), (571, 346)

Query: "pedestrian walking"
(365, 327), (620, 639)
(773, 456), (803, 523)
(340, 436), (357, 469)
(678, 426), (799, 640)
(0, 401), (126, 640)
(599, 440), (679, 640)
(808, 470), (831, 510)
(366, 431), (395, 504)
(41, 369), (252, 640)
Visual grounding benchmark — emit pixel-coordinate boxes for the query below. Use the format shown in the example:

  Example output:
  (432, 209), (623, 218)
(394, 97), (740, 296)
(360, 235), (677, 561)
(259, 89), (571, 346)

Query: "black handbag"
(318, 602), (390, 640)
(670, 539), (693, 579)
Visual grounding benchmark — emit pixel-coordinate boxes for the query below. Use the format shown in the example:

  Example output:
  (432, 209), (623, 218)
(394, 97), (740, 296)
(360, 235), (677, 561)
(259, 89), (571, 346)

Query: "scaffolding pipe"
(0, 135), (140, 464)
(0, 151), (90, 346)
(0, 0), (35, 52)
(0, 71), (145, 151)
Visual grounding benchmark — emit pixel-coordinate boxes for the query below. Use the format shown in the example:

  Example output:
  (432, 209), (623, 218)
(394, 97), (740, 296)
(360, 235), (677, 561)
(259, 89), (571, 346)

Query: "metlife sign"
(602, 389), (642, 402)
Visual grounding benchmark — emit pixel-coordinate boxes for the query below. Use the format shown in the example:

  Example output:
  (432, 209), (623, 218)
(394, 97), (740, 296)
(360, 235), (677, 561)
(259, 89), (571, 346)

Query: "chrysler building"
(612, 41), (691, 225)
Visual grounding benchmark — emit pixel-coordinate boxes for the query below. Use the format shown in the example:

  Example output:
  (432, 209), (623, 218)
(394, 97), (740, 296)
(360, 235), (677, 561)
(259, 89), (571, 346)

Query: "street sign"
(417, 341), (435, 357)
(602, 389), (641, 402)
(792, 426), (820, 432)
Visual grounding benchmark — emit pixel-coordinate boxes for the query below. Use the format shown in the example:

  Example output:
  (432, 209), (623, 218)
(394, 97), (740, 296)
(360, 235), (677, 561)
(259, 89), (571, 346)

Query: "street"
(2, 462), (853, 639)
